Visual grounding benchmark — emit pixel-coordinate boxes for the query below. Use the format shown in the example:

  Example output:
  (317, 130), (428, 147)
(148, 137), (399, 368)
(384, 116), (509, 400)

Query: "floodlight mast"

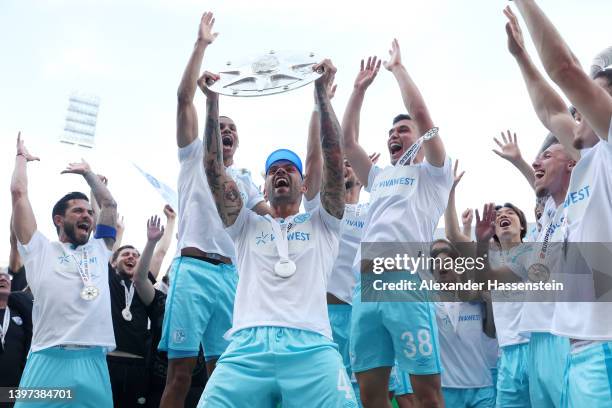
(59, 92), (100, 149)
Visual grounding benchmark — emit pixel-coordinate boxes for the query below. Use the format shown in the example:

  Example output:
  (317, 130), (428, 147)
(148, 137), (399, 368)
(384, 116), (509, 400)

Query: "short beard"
(65, 224), (89, 246)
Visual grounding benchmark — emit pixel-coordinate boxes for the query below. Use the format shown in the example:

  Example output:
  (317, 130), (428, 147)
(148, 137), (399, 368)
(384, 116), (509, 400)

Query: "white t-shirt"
(304, 194), (369, 304)
(551, 124), (612, 340)
(17, 231), (115, 352)
(176, 139), (263, 260)
(436, 302), (493, 388)
(355, 158), (453, 270)
(490, 245), (533, 348)
(225, 203), (341, 339)
(519, 196), (563, 336)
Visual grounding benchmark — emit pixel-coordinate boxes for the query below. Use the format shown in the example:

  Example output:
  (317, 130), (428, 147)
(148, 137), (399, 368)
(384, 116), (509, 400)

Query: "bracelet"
(16, 153), (26, 158)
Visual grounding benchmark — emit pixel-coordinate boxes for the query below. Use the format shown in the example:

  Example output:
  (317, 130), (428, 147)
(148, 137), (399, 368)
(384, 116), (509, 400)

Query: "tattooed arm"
(61, 160), (118, 250)
(198, 72), (244, 227)
(313, 59), (345, 219)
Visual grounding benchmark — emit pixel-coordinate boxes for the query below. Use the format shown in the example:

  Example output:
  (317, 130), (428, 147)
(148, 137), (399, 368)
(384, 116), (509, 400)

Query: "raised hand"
(383, 39), (402, 71)
(16, 132), (40, 162)
(147, 215), (165, 243)
(198, 11), (219, 45)
(197, 71), (220, 98)
(493, 130), (523, 163)
(462, 208), (474, 228)
(116, 214), (125, 232)
(313, 59), (337, 89)
(61, 159), (91, 176)
(452, 159), (465, 189)
(369, 152), (381, 165)
(163, 204), (176, 220)
(354, 56), (381, 91)
(475, 203), (497, 243)
(504, 6), (526, 57)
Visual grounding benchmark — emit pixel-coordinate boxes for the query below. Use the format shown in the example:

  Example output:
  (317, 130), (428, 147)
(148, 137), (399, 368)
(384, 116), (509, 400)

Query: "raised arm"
(150, 205), (176, 280)
(11, 133), (39, 245)
(304, 80), (336, 200)
(445, 160), (472, 243)
(313, 59), (345, 219)
(504, 7), (579, 160)
(512, 1), (612, 139)
(384, 39), (445, 166)
(461, 209), (474, 240)
(9, 217), (23, 272)
(492, 130), (536, 188)
(61, 160), (118, 250)
(342, 57), (382, 187)
(176, 12), (218, 148)
(133, 216), (164, 306)
(199, 72), (244, 227)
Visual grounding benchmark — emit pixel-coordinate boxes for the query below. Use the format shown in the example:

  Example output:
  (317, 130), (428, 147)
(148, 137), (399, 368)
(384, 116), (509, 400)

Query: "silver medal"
(274, 259), (297, 278)
(121, 308), (133, 321)
(80, 285), (99, 301)
(528, 263), (551, 283)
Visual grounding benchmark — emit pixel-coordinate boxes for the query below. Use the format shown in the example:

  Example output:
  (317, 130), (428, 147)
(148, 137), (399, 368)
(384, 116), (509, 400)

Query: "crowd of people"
(2, 1), (612, 407)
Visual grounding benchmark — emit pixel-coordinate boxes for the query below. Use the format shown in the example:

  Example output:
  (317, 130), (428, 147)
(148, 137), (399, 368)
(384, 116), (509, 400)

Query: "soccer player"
(159, 11), (269, 408)
(197, 58), (356, 407)
(475, 202), (532, 408)
(511, 1), (612, 405)
(343, 39), (453, 408)
(11, 134), (117, 408)
(430, 240), (496, 408)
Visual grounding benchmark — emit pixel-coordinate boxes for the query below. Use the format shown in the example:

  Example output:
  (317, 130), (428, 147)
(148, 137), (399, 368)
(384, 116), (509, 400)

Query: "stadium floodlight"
(59, 92), (100, 149)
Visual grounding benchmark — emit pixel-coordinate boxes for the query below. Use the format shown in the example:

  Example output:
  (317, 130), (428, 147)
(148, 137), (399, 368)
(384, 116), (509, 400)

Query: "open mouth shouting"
(498, 217), (512, 228)
(222, 132), (235, 151)
(388, 140), (403, 161)
(274, 175), (290, 190)
(76, 221), (91, 234)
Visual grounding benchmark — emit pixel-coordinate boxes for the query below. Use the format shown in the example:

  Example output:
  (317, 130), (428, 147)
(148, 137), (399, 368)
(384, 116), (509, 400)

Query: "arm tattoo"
(83, 171), (117, 248)
(204, 97), (244, 226)
(315, 83), (345, 219)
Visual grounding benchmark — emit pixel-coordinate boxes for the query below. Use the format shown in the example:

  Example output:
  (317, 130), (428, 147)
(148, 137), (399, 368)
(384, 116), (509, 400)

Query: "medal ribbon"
(270, 217), (294, 264)
(120, 280), (135, 312)
(70, 248), (91, 290)
(0, 306), (10, 350)
(396, 127), (439, 167)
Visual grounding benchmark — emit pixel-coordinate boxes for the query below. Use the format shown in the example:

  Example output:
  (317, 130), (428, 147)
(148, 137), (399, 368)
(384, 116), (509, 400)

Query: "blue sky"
(1, 0), (611, 267)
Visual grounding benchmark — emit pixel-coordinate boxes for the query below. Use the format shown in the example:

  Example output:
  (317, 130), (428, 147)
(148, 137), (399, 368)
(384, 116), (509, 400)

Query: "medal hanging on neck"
(270, 218), (297, 278)
(396, 127), (439, 167)
(0, 306), (10, 353)
(68, 246), (99, 301)
(120, 280), (134, 321)
(528, 209), (565, 283)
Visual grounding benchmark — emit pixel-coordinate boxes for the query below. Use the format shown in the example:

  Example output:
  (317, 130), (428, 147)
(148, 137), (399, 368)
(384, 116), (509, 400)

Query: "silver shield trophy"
(209, 50), (322, 97)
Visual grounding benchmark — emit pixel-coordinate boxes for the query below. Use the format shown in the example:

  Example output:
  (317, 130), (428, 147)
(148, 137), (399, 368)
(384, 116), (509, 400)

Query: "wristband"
(94, 224), (117, 240)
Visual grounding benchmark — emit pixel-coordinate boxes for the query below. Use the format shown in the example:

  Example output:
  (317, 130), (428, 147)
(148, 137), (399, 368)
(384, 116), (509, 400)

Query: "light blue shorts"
(159, 256), (237, 360)
(198, 327), (358, 407)
(490, 367), (498, 402)
(528, 332), (569, 407)
(391, 365), (414, 396)
(496, 342), (531, 408)
(329, 304), (353, 380)
(350, 277), (442, 375)
(443, 387), (496, 408)
(15, 347), (112, 408)
(560, 341), (612, 408)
